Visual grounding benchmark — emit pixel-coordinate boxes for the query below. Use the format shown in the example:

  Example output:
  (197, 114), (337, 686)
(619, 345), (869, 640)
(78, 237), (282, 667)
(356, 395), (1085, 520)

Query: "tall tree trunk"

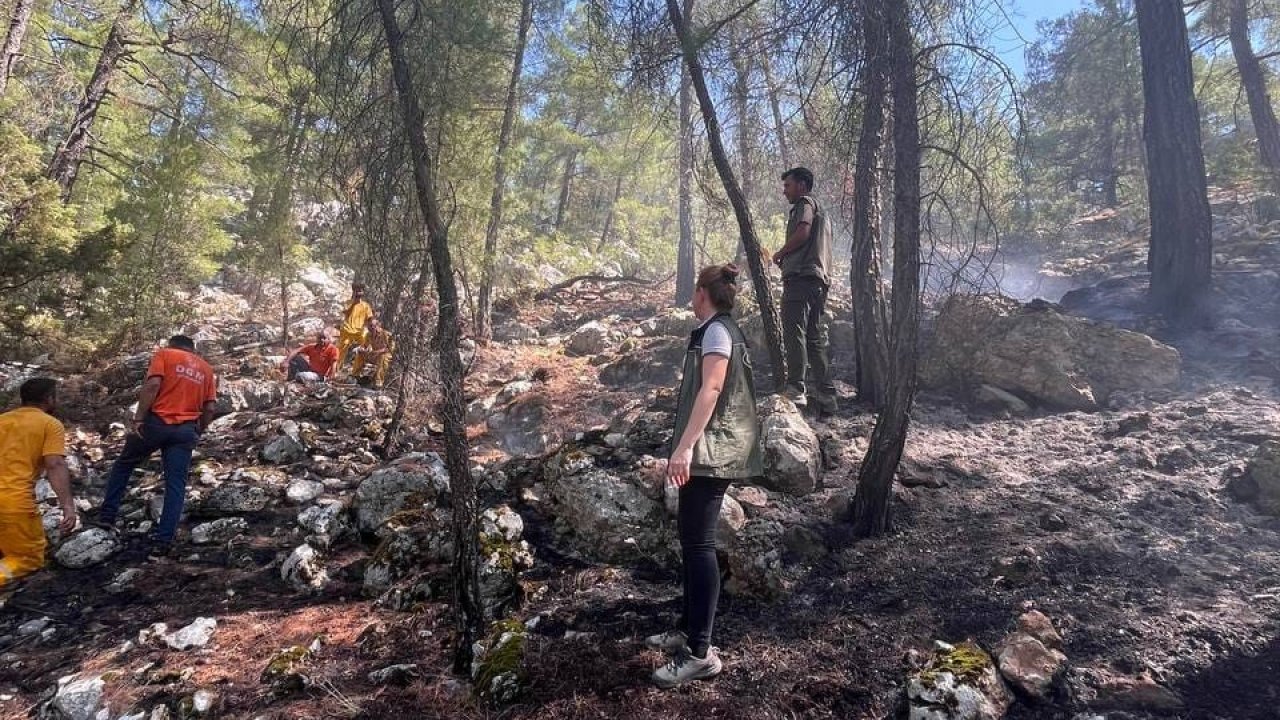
(385, 251), (432, 449)
(477, 0), (533, 341)
(1099, 105), (1121, 207)
(675, 0), (697, 306)
(758, 32), (791, 170)
(46, 0), (137, 200)
(850, 0), (922, 538)
(596, 173), (625, 252)
(1135, 0), (1213, 325)
(1229, 0), (1280, 174)
(849, 4), (890, 409)
(666, 0), (786, 390)
(553, 150), (577, 231)
(730, 27), (753, 208)
(376, 0), (481, 674)
(270, 99), (310, 351)
(0, 0), (34, 97)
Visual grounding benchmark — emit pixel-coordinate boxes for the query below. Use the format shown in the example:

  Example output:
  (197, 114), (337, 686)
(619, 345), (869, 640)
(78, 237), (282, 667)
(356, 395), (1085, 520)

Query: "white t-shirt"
(700, 317), (733, 358)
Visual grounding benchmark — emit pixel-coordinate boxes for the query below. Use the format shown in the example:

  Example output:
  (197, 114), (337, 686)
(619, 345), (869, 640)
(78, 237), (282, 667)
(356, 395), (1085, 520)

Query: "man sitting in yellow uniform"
(351, 317), (396, 389)
(0, 378), (78, 587)
(336, 282), (374, 374)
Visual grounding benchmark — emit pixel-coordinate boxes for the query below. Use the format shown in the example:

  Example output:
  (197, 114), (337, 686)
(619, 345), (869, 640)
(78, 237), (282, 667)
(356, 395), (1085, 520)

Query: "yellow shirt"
(0, 407), (65, 514)
(340, 300), (373, 336)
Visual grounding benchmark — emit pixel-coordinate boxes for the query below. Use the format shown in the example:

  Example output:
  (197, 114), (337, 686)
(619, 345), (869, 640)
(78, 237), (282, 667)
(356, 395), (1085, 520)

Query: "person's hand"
(58, 502), (78, 534)
(665, 445), (693, 488)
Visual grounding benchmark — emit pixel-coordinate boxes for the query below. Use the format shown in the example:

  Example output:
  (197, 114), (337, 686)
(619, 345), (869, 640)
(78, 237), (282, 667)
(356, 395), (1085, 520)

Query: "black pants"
(781, 275), (835, 408)
(678, 476), (729, 657)
(287, 354), (313, 381)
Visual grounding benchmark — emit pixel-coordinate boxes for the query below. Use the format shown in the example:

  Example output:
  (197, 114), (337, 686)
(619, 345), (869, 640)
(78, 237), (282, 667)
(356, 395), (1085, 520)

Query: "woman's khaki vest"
(671, 314), (764, 480)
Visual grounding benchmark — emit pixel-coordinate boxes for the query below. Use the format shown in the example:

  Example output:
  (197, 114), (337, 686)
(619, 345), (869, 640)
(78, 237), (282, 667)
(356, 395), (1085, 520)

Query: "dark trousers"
(678, 477), (729, 657)
(781, 275), (835, 407)
(287, 354), (312, 380)
(100, 414), (199, 543)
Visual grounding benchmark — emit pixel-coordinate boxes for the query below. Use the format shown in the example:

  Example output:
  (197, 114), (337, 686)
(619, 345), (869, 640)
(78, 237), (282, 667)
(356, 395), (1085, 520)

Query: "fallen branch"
(535, 273), (671, 300)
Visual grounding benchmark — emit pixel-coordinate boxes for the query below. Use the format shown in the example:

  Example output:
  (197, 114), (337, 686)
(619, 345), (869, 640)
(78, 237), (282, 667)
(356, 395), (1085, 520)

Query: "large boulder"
(42, 673), (105, 720)
(200, 483), (271, 516)
(190, 518), (248, 545)
(486, 397), (552, 458)
(261, 434), (306, 464)
(214, 379), (285, 415)
(906, 641), (1014, 720)
(997, 631), (1066, 700)
(759, 395), (821, 495)
(922, 294), (1181, 410)
(297, 500), (349, 538)
(598, 337), (686, 388)
(55, 528), (121, 569)
(1229, 440), (1280, 514)
(638, 309), (697, 338)
(539, 451), (670, 564)
(354, 454), (450, 534)
(565, 321), (614, 357)
(281, 543), (328, 592)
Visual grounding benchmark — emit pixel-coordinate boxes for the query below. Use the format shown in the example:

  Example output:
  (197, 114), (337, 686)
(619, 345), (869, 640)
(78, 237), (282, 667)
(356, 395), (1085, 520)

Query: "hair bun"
(722, 264), (740, 282)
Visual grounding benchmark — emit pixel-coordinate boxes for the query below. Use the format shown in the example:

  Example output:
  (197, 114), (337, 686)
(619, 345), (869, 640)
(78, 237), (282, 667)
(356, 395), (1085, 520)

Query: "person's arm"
(666, 354), (729, 487)
(44, 455), (77, 533)
(198, 400), (216, 434)
(773, 201), (814, 264)
(279, 346), (301, 370)
(133, 376), (162, 436)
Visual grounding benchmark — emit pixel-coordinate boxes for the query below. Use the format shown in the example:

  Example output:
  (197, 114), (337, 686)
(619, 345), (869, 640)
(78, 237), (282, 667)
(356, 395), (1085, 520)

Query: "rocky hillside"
(3, 258), (1280, 720)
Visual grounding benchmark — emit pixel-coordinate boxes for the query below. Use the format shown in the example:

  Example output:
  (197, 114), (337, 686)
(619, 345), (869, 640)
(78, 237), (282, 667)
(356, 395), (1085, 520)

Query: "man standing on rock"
(0, 378), (78, 587)
(281, 329), (339, 385)
(771, 167), (836, 417)
(96, 335), (217, 559)
(336, 282), (374, 374)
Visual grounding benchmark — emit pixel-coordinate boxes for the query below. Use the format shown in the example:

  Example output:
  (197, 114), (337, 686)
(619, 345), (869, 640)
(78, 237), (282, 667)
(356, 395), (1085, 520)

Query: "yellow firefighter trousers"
(352, 352), (392, 388)
(0, 512), (46, 587)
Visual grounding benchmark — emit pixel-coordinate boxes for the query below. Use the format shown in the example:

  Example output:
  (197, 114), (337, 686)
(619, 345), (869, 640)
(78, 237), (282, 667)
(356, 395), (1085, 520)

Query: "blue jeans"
(100, 414), (200, 543)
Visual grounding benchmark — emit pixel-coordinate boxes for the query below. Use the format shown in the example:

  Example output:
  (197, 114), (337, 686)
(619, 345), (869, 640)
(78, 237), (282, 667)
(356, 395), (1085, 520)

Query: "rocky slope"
(2, 260), (1280, 720)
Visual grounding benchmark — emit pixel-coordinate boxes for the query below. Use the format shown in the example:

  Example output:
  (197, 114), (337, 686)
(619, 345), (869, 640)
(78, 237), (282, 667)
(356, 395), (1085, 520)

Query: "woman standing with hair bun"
(647, 263), (763, 689)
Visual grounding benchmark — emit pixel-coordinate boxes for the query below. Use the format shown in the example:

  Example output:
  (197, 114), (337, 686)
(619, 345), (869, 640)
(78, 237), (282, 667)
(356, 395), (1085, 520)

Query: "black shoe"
(146, 541), (176, 561)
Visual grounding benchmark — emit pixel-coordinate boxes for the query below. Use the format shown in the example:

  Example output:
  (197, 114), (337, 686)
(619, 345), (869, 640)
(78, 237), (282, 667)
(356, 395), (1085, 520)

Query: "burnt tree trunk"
(849, 3), (890, 409)
(850, 0), (921, 538)
(377, 0), (481, 673)
(1135, 0), (1213, 325)
(675, 0), (697, 306)
(1229, 0), (1280, 174)
(46, 0), (137, 200)
(666, 0), (786, 390)
(477, 0), (533, 341)
(269, 97), (311, 351)
(0, 0), (34, 97)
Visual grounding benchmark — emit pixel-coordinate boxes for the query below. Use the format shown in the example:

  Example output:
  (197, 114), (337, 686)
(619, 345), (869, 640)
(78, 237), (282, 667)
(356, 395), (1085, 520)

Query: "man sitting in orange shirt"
(95, 335), (217, 558)
(0, 378), (78, 587)
(281, 330), (339, 385)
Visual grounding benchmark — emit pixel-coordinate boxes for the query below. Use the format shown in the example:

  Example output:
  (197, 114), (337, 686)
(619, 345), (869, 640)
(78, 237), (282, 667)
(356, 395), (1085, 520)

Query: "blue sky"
(997, 0), (1088, 76)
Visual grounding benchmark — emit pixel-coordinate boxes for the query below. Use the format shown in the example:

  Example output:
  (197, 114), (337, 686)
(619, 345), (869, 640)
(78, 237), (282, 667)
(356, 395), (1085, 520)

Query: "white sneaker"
(644, 629), (687, 652)
(651, 646), (722, 689)
(782, 388), (808, 408)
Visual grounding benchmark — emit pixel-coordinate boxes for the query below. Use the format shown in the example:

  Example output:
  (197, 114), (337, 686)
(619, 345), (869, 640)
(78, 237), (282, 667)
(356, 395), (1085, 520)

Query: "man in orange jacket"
(96, 336), (217, 558)
(0, 378), (78, 587)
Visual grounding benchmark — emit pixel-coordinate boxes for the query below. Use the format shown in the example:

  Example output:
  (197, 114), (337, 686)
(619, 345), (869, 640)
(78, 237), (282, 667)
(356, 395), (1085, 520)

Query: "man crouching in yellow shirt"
(0, 378), (78, 587)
